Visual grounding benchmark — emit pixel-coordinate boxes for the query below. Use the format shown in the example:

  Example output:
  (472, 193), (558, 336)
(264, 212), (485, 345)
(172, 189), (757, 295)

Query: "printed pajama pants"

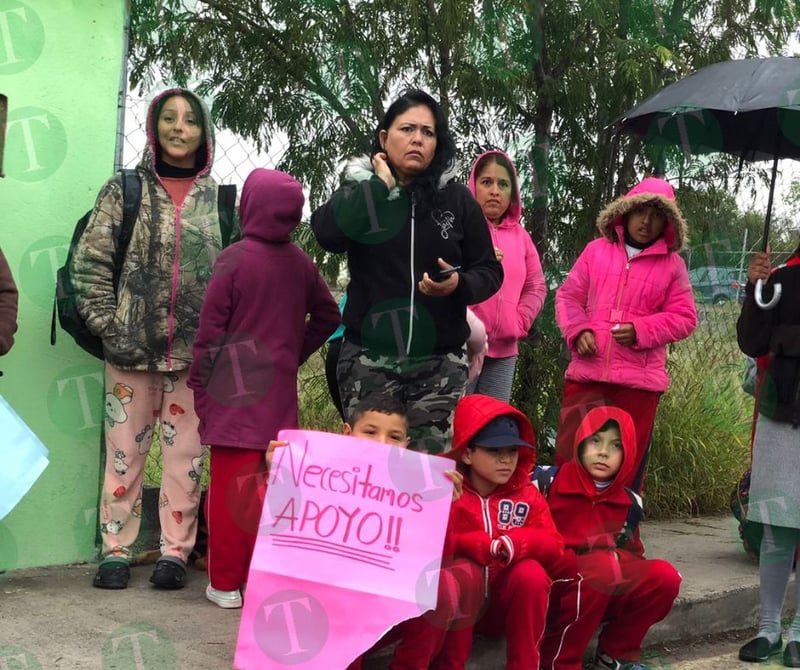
(99, 364), (204, 563)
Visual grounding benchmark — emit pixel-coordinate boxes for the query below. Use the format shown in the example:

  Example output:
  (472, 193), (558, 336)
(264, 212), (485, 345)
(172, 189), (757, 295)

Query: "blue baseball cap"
(472, 415), (534, 449)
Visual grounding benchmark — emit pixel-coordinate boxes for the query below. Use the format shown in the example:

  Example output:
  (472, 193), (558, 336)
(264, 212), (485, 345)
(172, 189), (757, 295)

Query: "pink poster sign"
(234, 429), (454, 669)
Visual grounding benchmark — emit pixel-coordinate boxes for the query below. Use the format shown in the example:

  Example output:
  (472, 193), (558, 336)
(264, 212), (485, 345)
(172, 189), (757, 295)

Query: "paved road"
(641, 631), (784, 670)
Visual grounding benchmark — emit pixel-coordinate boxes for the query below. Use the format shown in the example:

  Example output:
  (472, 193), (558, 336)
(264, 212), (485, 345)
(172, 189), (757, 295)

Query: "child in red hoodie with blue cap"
(431, 394), (563, 669)
(539, 406), (681, 670)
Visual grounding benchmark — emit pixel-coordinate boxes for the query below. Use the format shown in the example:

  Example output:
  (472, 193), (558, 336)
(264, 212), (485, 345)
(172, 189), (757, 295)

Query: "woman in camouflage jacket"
(73, 88), (228, 591)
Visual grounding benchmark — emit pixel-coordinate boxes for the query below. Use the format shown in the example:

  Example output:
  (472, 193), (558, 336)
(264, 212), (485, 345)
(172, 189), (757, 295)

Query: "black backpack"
(51, 169), (237, 359)
(532, 464), (645, 549)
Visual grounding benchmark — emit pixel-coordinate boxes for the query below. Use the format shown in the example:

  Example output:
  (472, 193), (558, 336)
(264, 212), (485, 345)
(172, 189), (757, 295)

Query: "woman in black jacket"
(311, 89), (502, 454)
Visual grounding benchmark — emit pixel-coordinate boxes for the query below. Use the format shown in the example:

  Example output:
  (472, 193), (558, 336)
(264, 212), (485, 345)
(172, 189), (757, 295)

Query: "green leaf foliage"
(130, 0), (799, 518)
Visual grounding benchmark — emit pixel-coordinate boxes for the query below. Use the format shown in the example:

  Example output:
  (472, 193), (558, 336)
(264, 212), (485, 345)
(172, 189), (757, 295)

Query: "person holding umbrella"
(736, 241), (800, 667)
(554, 177), (698, 485)
(616, 57), (800, 310)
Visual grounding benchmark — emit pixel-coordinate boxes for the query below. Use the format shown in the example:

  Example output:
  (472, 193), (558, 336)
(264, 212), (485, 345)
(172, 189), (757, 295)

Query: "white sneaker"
(205, 584), (242, 609)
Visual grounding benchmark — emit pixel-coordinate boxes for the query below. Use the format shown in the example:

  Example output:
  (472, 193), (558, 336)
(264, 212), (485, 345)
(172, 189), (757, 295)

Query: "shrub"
(645, 341), (751, 519)
(298, 346), (342, 432)
(516, 294), (753, 520)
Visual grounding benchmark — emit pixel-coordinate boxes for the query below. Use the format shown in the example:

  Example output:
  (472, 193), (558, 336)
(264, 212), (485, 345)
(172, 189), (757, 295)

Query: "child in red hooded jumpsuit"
(539, 406), (681, 670)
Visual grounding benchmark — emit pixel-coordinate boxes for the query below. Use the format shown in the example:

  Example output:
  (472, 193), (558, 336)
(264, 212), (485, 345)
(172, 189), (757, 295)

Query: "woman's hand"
(576, 330), (597, 355)
(419, 258), (459, 297)
(494, 246), (504, 262)
(747, 250), (772, 284)
(611, 322), (636, 347)
(372, 152), (396, 191)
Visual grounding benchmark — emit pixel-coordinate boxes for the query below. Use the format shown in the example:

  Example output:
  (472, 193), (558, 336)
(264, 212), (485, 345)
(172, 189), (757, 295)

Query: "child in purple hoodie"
(188, 168), (340, 609)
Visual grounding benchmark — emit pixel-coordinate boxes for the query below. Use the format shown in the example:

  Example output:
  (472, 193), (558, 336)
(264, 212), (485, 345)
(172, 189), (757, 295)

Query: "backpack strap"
(614, 442), (650, 548)
(217, 184), (237, 247)
(112, 168), (142, 289)
(616, 488), (645, 548)
(531, 465), (559, 498)
(50, 169), (142, 348)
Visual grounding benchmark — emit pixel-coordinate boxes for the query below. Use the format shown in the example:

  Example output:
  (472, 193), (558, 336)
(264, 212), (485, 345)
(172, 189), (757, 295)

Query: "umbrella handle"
(754, 278), (782, 310)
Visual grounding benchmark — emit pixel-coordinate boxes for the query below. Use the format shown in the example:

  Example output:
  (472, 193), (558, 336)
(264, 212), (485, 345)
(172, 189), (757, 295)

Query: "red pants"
(540, 551), (680, 670)
(435, 559), (551, 670)
(347, 559), (484, 670)
(205, 446), (267, 591)
(555, 381), (661, 489)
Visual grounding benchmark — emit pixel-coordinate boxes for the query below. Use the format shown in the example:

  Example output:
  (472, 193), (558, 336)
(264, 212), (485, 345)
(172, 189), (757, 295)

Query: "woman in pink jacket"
(468, 150), (546, 402)
(554, 177), (697, 484)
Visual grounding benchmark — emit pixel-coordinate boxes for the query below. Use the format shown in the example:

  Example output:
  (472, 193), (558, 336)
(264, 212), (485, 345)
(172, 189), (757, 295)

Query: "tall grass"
(646, 310), (752, 518)
(298, 346), (342, 432)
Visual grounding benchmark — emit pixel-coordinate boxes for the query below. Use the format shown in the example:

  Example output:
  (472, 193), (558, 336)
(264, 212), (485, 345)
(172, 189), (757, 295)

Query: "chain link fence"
(120, 91), (287, 189)
(121, 90), (299, 488)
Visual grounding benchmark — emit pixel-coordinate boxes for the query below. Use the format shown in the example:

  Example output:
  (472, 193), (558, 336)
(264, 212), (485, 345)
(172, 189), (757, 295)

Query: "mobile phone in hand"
(433, 265), (462, 282)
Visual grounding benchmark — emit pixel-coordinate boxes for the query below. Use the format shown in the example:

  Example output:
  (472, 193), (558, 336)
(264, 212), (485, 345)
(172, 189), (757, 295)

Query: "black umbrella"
(616, 56), (800, 308)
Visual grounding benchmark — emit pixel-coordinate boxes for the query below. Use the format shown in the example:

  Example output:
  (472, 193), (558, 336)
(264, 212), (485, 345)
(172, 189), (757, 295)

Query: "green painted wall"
(0, 0), (125, 570)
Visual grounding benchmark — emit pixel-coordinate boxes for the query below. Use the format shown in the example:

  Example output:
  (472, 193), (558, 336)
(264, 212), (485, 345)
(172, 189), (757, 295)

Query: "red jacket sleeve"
(498, 488), (564, 573)
(447, 494), (496, 566)
(453, 529), (494, 566)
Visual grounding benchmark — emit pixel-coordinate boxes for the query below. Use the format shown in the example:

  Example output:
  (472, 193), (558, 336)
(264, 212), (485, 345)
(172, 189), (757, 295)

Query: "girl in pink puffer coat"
(554, 177), (697, 485)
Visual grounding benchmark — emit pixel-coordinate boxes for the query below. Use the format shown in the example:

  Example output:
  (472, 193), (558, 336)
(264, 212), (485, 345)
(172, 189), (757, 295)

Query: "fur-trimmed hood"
(342, 154), (459, 199)
(596, 177), (688, 252)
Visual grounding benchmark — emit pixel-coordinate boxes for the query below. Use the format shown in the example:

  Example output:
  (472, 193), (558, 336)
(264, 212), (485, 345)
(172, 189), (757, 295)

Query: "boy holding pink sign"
(267, 394), (474, 670)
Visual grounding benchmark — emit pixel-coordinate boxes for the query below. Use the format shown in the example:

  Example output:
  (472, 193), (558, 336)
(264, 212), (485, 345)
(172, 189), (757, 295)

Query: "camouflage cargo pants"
(336, 339), (468, 454)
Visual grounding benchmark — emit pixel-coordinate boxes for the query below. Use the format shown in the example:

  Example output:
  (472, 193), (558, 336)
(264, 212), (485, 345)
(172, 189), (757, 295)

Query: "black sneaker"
(783, 641), (800, 668)
(594, 651), (651, 670)
(738, 636), (782, 662)
(93, 558), (130, 589)
(149, 558), (187, 590)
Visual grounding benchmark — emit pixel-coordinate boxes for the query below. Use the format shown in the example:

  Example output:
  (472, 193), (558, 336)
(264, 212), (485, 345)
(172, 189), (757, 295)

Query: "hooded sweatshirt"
(468, 150), (546, 358)
(72, 88), (228, 371)
(446, 394), (563, 586)
(311, 157), (503, 358)
(556, 177), (697, 393)
(546, 406), (644, 557)
(737, 249), (800, 426)
(188, 169), (340, 449)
